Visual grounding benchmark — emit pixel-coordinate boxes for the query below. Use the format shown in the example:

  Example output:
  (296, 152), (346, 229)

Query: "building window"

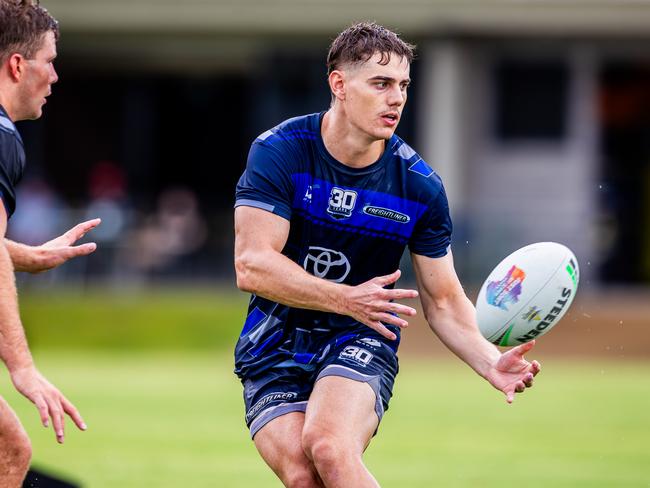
(494, 59), (569, 141)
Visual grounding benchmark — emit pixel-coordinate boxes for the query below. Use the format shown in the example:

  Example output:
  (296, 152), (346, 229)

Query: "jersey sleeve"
(408, 177), (453, 258)
(0, 130), (20, 218)
(235, 140), (295, 221)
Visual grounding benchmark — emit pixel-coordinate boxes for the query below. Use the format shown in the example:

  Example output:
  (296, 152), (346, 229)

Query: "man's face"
(15, 30), (58, 121)
(337, 52), (410, 141)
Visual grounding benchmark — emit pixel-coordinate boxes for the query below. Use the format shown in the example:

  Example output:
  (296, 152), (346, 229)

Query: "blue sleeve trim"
(235, 199), (275, 213)
(235, 198), (291, 221)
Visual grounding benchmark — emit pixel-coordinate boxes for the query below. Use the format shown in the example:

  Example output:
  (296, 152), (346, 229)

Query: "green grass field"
(3, 288), (649, 487)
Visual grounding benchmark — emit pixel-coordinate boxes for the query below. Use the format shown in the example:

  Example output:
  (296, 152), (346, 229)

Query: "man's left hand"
(485, 340), (541, 403)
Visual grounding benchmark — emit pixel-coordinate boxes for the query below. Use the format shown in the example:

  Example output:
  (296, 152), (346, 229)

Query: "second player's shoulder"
(390, 137), (444, 196)
(0, 110), (25, 172)
(0, 108), (20, 144)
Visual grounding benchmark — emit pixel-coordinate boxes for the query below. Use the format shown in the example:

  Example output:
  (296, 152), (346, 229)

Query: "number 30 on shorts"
(340, 346), (374, 365)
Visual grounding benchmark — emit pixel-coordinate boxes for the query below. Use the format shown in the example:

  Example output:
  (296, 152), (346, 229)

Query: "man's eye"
(375, 82), (387, 89)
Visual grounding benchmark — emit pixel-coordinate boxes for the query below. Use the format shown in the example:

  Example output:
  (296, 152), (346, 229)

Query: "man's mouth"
(381, 112), (399, 126)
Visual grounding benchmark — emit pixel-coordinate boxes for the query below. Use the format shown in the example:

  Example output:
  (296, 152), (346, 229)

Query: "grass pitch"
(2, 354), (648, 487)
(3, 288), (648, 487)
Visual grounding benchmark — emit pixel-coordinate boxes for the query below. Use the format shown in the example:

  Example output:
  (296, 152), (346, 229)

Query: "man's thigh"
(242, 367), (314, 439)
(254, 411), (322, 486)
(305, 334), (400, 450)
(304, 376), (378, 453)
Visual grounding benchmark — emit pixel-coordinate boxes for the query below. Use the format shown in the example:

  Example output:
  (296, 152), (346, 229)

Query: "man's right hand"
(340, 269), (418, 340)
(10, 366), (86, 444)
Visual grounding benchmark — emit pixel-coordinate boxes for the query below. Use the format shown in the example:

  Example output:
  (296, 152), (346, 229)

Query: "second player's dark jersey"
(234, 112), (452, 379)
(0, 105), (26, 218)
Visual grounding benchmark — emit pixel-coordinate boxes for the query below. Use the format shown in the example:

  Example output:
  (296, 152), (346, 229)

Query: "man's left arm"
(411, 251), (540, 403)
(6, 218), (100, 273)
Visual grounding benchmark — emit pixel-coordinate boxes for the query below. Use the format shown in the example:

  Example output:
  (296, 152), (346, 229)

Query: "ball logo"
(521, 306), (542, 323)
(303, 247), (351, 283)
(516, 288), (572, 343)
(486, 265), (526, 311)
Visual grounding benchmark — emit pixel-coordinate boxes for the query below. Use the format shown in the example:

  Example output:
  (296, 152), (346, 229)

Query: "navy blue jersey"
(0, 105), (26, 218)
(234, 112), (452, 379)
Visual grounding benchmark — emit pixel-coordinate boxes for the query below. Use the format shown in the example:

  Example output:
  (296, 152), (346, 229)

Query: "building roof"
(49, 0), (650, 36)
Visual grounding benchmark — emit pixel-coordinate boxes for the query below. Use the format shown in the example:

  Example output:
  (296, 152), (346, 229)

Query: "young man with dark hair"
(0, 1), (100, 485)
(234, 22), (540, 487)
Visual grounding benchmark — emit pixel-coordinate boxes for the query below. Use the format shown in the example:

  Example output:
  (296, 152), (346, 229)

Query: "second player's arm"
(0, 209), (86, 441)
(411, 251), (540, 402)
(4, 218), (100, 273)
(234, 206), (418, 340)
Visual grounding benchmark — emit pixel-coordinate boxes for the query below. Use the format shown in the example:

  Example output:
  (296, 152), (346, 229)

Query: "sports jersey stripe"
(0, 115), (16, 133)
(394, 142), (416, 161)
(257, 129), (318, 144)
(294, 209), (408, 244)
(291, 174), (427, 239)
(408, 160), (435, 178)
(248, 329), (284, 358)
(241, 307), (267, 337)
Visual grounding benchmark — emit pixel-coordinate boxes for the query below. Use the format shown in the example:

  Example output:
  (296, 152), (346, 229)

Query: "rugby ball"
(476, 242), (579, 347)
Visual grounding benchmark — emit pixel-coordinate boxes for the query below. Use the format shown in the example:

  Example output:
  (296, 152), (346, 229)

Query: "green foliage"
(1, 353), (648, 487)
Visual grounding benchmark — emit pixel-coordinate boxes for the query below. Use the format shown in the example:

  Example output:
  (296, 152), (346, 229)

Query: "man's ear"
(7, 53), (24, 82)
(328, 70), (346, 102)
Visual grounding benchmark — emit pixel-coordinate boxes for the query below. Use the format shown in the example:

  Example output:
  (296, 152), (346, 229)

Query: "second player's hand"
(31, 218), (101, 273)
(10, 366), (87, 443)
(340, 269), (418, 340)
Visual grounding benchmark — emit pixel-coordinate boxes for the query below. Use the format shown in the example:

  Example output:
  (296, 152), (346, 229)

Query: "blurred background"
(4, 1), (649, 487)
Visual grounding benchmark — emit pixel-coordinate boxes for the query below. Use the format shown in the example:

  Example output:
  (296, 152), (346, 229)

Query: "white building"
(45, 0), (650, 283)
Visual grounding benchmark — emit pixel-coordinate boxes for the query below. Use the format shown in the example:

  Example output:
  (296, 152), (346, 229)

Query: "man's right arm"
(234, 205), (418, 340)
(0, 207), (86, 443)
(0, 208), (35, 373)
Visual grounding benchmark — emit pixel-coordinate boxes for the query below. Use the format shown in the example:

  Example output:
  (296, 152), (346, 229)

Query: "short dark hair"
(327, 22), (415, 75)
(0, 0), (59, 64)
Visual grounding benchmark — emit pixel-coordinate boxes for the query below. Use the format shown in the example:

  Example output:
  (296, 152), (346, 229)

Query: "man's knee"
(302, 428), (349, 471)
(0, 423), (32, 472)
(282, 467), (321, 488)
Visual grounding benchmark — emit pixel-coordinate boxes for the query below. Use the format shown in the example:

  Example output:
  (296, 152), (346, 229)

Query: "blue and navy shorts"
(241, 333), (399, 438)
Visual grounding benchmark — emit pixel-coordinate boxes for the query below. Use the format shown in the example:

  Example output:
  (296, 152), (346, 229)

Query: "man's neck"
(0, 89), (17, 121)
(321, 109), (385, 169)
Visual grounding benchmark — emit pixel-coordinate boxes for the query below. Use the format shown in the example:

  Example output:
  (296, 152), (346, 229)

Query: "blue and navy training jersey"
(0, 105), (26, 218)
(234, 112), (452, 379)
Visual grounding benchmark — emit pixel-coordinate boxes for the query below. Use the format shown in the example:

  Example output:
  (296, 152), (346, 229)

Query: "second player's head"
(326, 22), (415, 142)
(0, 0), (59, 121)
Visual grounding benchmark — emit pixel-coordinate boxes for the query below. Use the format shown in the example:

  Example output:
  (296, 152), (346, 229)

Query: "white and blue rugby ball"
(476, 242), (579, 347)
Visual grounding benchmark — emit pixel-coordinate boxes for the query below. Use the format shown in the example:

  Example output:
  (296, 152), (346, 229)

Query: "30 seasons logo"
(515, 258), (578, 343)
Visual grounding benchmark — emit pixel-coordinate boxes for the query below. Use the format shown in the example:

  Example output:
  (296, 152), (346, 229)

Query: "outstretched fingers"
(530, 360), (542, 376)
(61, 395), (87, 432)
(511, 339), (536, 359)
(44, 396), (65, 443)
(373, 269), (402, 287)
(68, 242), (98, 257)
(366, 320), (397, 341)
(34, 395), (50, 428)
(61, 218), (101, 245)
(506, 380), (527, 404)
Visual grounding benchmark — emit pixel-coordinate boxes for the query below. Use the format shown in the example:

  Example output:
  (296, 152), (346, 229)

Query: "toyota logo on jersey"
(303, 247), (351, 283)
